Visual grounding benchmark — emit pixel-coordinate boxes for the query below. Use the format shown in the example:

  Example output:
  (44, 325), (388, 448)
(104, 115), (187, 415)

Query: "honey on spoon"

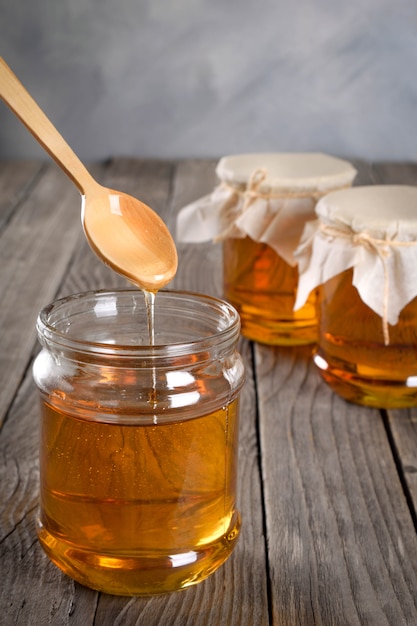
(0, 58), (178, 292)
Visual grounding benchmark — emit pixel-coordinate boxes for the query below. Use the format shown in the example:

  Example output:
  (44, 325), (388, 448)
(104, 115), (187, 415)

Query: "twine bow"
(242, 168), (269, 210)
(220, 167), (351, 212)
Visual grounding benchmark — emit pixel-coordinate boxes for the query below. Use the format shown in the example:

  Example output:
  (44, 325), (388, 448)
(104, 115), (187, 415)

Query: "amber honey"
(223, 237), (318, 345)
(315, 269), (417, 408)
(33, 290), (244, 595)
(38, 397), (240, 596)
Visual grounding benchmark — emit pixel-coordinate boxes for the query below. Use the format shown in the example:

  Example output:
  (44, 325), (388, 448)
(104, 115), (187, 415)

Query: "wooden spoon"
(0, 58), (178, 291)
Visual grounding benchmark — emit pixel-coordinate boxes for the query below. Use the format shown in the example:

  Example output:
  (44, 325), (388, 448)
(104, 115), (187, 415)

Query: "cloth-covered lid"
(316, 184), (417, 237)
(216, 152), (357, 192)
(176, 153), (357, 266)
(295, 185), (417, 344)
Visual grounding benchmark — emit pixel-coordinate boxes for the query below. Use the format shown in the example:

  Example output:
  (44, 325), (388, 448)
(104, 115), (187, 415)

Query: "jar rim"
(36, 289), (241, 360)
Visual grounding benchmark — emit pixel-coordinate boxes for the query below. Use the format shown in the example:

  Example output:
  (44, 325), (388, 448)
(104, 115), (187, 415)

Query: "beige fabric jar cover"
(294, 185), (417, 344)
(176, 153), (357, 266)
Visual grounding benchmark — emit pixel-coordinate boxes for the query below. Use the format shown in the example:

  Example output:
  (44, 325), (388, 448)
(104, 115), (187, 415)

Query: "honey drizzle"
(143, 289), (158, 420)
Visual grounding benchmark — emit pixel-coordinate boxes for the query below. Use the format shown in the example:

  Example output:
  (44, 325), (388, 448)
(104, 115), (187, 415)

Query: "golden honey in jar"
(32, 290), (245, 595)
(177, 153), (357, 345)
(222, 234), (319, 345)
(295, 185), (417, 408)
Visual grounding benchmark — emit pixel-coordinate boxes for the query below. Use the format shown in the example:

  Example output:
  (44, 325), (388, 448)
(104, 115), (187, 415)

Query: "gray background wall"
(1, 0), (417, 162)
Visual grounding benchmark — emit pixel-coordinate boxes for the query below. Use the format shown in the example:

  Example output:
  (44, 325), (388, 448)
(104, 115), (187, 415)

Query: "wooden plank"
(370, 160), (417, 521)
(170, 158), (221, 297)
(371, 160), (417, 186)
(0, 368), (99, 626)
(0, 160), (111, 625)
(385, 409), (417, 521)
(0, 163), (85, 426)
(256, 345), (417, 625)
(349, 157), (378, 186)
(0, 159), (43, 231)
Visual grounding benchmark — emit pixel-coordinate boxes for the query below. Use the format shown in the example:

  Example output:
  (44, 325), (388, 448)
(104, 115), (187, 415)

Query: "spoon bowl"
(0, 58), (178, 291)
(82, 187), (178, 291)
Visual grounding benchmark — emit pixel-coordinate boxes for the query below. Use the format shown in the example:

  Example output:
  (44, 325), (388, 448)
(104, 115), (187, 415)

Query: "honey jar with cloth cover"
(295, 185), (417, 408)
(177, 153), (356, 345)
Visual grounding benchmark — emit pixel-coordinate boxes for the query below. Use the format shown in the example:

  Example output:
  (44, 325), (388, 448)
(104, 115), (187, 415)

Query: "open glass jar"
(177, 153), (357, 345)
(295, 185), (417, 408)
(32, 289), (245, 596)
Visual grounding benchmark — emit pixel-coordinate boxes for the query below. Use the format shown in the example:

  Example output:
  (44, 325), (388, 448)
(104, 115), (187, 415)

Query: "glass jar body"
(223, 237), (318, 345)
(32, 290), (245, 596)
(315, 269), (417, 408)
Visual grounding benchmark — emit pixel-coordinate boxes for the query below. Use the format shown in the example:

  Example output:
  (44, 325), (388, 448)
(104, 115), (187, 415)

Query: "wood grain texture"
(0, 368), (100, 625)
(256, 345), (417, 625)
(170, 158), (222, 297)
(0, 164), (84, 427)
(0, 159), (43, 231)
(386, 409), (417, 522)
(1, 158), (417, 626)
(370, 160), (417, 532)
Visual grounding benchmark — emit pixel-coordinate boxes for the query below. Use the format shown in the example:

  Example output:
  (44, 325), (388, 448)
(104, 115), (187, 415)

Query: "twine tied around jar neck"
(176, 162), (356, 269)
(242, 168), (269, 210)
(220, 167), (350, 212)
(320, 222), (417, 345)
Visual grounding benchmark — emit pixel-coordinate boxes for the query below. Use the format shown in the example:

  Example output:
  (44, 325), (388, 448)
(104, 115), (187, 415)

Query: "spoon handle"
(0, 58), (97, 195)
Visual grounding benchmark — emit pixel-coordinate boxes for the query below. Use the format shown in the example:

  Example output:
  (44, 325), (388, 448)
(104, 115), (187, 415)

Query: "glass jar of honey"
(32, 289), (245, 596)
(177, 153), (357, 345)
(295, 185), (417, 408)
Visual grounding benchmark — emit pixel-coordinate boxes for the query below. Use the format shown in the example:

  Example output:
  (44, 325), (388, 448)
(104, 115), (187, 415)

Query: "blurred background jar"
(177, 153), (357, 345)
(32, 289), (245, 596)
(295, 185), (417, 408)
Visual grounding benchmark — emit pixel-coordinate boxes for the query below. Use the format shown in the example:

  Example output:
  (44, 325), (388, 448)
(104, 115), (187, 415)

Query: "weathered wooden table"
(1, 157), (417, 625)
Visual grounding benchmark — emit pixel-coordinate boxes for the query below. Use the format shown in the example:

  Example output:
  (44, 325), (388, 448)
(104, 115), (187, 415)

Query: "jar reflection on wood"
(32, 290), (245, 596)
(177, 153), (357, 345)
(295, 185), (417, 408)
